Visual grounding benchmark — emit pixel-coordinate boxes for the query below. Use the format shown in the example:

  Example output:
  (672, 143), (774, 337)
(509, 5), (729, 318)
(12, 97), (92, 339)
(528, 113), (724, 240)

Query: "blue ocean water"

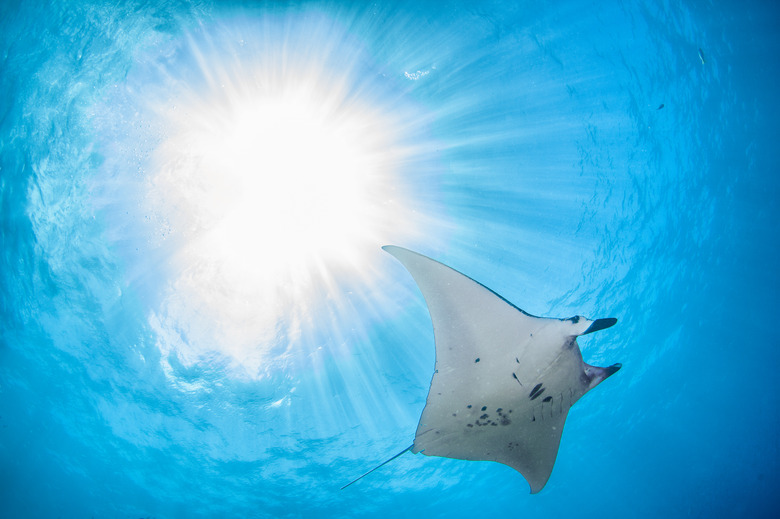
(1, 0), (778, 517)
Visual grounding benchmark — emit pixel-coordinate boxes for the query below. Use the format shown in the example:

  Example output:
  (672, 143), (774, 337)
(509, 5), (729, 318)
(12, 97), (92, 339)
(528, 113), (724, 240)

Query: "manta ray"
(342, 246), (621, 493)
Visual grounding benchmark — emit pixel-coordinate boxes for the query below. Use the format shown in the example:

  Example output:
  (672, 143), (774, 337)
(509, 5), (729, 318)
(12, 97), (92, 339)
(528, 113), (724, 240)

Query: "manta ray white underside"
(343, 246), (621, 493)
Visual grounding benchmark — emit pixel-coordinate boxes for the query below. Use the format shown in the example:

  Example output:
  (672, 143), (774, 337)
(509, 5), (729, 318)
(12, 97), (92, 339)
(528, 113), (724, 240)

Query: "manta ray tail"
(340, 444), (414, 490)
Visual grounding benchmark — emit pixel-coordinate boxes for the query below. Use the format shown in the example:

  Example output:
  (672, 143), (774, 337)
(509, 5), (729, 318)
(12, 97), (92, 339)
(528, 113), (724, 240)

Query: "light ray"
(131, 15), (438, 378)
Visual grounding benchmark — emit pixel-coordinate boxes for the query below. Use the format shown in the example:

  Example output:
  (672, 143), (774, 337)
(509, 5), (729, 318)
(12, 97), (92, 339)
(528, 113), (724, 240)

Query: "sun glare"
(142, 23), (423, 377)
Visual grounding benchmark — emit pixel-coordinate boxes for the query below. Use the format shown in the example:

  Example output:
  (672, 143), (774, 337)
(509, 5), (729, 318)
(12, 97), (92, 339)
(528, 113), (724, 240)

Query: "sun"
(156, 79), (400, 278)
(141, 22), (423, 376)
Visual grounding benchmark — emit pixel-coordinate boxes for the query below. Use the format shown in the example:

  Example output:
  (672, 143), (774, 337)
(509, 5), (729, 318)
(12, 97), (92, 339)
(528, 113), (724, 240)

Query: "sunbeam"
(118, 15), (436, 377)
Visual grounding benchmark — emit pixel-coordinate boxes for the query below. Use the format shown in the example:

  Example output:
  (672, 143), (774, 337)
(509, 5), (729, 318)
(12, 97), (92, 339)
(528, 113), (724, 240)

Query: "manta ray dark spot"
(467, 404), (472, 409)
(474, 358), (480, 363)
(452, 413), (457, 417)
(542, 396), (552, 403)
(467, 424), (473, 428)
(515, 357), (519, 363)
(530, 387), (545, 401)
(481, 406), (487, 411)
(529, 383), (543, 399)
(496, 408), (502, 413)
(480, 413), (489, 419)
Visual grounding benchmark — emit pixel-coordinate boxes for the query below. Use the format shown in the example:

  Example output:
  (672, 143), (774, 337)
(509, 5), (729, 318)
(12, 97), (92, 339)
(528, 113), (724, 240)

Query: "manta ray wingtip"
(381, 244), (403, 255)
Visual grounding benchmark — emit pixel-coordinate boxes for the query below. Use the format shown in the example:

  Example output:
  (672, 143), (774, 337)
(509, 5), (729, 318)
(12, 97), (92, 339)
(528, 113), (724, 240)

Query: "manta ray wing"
(383, 245), (621, 493)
